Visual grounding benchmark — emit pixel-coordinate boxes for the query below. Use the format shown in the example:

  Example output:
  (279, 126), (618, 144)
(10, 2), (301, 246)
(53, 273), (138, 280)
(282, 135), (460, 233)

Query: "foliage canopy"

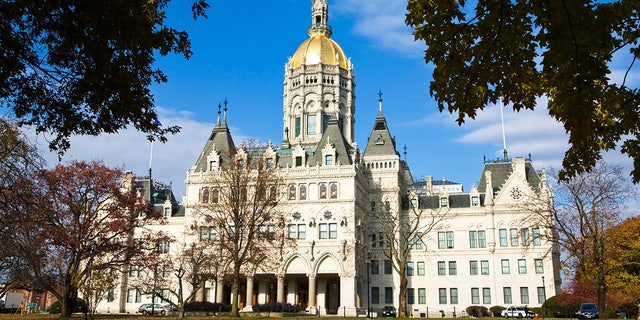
(406, 0), (640, 182)
(0, 0), (208, 154)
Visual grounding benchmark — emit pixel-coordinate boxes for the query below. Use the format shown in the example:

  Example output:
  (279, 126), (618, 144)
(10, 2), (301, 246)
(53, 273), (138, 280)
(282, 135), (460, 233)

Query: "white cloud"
(33, 107), (254, 199)
(334, 0), (422, 57)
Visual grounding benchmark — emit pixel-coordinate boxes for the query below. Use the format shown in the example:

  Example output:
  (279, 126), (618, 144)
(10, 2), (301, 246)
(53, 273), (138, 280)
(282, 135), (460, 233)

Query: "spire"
(223, 97), (229, 125)
(378, 89), (383, 113)
(309, 0), (332, 37)
(216, 102), (222, 125)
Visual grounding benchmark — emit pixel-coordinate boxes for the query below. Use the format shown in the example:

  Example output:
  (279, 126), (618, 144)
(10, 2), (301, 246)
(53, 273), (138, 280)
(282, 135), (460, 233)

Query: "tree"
(0, 117), (44, 296)
(367, 193), (449, 318)
(10, 160), (163, 317)
(194, 153), (290, 317)
(406, 0), (640, 182)
(0, 0), (209, 154)
(604, 216), (640, 311)
(527, 162), (637, 319)
(133, 239), (221, 319)
(79, 262), (121, 319)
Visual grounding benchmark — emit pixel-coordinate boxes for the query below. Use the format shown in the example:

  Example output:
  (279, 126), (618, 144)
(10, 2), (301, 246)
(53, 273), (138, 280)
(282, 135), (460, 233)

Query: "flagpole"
(149, 140), (154, 179)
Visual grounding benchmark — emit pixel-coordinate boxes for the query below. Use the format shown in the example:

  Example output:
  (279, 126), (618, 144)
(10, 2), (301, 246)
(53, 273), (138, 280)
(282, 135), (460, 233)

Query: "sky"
(33, 0), (638, 200)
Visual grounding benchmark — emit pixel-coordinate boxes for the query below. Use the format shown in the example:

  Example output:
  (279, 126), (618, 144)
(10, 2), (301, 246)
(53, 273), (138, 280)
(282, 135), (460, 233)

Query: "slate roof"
(363, 111), (399, 157)
(308, 115), (353, 166)
(476, 161), (542, 195)
(193, 122), (236, 173)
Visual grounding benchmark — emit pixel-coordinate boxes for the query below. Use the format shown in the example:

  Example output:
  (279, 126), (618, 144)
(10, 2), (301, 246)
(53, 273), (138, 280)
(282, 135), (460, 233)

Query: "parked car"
(162, 304), (178, 312)
(138, 303), (166, 315)
(502, 306), (535, 318)
(381, 306), (397, 317)
(577, 303), (599, 319)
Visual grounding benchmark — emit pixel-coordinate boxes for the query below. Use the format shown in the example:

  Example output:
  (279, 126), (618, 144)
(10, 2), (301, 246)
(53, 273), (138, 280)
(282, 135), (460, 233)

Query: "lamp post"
(541, 276), (546, 318)
(366, 258), (371, 318)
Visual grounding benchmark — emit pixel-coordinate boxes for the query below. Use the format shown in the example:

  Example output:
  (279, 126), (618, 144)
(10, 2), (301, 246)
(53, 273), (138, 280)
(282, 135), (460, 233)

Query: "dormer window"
(440, 197), (448, 207)
(164, 207), (171, 217)
(266, 158), (274, 168)
(209, 161), (217, 171)
(295, 156), (303, 167)
(471, 196), (479, 207)
(325, 155), (333, 165)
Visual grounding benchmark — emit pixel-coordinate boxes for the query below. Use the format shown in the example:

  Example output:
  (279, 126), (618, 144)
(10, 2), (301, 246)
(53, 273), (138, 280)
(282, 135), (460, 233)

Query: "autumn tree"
(133, 238), (222, 319)
(406, 0), (640, 182)
(604, 216), (640, 311)
(0, 117), (44, 295)
(9, 160), (163, 317)
(79, 262), (121, 319)
(194, 154), (290, 317)
(527, 162), (637, 318)
(0, 0), (209, 154)
(366, 192), (449, 318)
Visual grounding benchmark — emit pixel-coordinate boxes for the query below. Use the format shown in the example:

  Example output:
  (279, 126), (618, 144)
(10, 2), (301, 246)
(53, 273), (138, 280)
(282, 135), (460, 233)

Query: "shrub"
(490, 306), (506, 317)
(466, 305), (490, 318)
(183, 301), (230, 312)
(49, 299), (87, 314)
(251, 302), (301, 313)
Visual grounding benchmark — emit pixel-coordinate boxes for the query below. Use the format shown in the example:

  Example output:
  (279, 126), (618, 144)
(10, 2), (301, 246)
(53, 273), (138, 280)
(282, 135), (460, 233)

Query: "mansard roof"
(133, 176), (184, 217)
(193, 122), (236, 173)
(476, 159), (542, 195)
(364, 111), (399, 157)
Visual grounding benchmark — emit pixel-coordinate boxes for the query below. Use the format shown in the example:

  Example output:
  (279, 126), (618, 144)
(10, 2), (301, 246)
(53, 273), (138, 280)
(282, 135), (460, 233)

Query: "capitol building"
(97, 0), (560, 316)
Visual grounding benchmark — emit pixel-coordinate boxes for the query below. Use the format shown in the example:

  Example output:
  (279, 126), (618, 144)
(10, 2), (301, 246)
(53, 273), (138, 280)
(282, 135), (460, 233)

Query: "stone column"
(308, 274), (317, 313)
(243, 277), (254, 311)
(215, 281), (224, 303)
(277, 274), (285, 303)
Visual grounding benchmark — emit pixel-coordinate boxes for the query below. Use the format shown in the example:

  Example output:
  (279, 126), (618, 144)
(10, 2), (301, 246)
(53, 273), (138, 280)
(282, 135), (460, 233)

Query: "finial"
(217, 102), (222, 125)
(403, 144), (407, 162)
(378, 89), (383, 112)
(223, 98), (229, 124)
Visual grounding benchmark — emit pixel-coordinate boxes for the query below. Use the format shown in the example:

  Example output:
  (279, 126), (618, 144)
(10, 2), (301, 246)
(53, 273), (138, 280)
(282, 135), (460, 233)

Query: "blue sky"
(35, 0), (637, 199)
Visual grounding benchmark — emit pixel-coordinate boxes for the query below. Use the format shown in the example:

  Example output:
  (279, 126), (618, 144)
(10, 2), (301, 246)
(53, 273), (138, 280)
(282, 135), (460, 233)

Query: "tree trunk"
(60, 287), (78, 318)
(398, 277), (408, 318)
(597, 281), (607, 320)
(231, 278), (240, 317)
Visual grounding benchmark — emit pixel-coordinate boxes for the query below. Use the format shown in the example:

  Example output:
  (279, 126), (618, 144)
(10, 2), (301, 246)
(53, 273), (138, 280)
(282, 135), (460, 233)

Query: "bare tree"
(194, 152), (292, 317)
(528, 162), (637, 319)
(79, 263), (120, 319)
(367, 193), (449, 318)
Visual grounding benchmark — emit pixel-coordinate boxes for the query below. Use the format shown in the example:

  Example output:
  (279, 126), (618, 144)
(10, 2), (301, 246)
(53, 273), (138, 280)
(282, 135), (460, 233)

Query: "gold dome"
(291, 35), (348, 69)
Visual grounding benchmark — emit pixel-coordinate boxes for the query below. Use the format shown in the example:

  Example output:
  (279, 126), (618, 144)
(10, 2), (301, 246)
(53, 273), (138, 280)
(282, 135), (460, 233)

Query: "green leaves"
(0, 0), (208, 154)
(407, 0), (640, 182)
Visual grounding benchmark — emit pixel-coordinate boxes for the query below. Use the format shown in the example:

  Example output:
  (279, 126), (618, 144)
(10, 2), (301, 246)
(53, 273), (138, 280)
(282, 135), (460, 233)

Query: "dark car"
(382, 306), (397, 317)
(577, 303), (599, 319)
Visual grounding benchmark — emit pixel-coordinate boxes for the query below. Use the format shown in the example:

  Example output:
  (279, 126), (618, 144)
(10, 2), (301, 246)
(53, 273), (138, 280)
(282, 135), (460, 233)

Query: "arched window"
(211, 188), (219, 203)
(299, 185), (307, 200)
(330, 183), (338, 199)
(289, 185), (297, 200)
(201, 187), (210, 203)
(319, 183), (327, 199)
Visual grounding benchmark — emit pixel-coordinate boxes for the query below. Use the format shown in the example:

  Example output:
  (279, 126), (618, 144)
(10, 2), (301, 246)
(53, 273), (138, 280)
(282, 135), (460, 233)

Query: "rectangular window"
(537, 287), (546, 304)
(384, 260), (393, 274)
(438, 231), (446, 249)
(439, 288), (447, 304)
(499, 229), (508, 247)
(450, 288), (459, 304)
(469, 231), (477, 248)
(372, 287), (380, 304)
(319, 223), (327, 239)
(328, 223), (337, 239)
(407, 288), (415, 305)
(483, 288), (491, 304)
(288, 224), (297, 239)
(440, 197), (448, 207)
(447, 231), (455, 248)
(438, 261), (446, 275)
(406, 262), (414, 276)
(371, 260), (379, 274)
(533, 227), (541, 246)
(510, 228), (519, 246)
(266, 158), (273, 168)
(209, 161), (217, 171)
(448, 261), (457, 275)
(471, 288), (480, 304)
(520, 287), (530, 304)
(470, 261), (478, 275)
(535, 259), (544, 274)
(521, 228), (530, 246)
(107, 288), (115, 302)
(164, 207), (171, 217)
(501, 259), (510, 274)
(518, 259), (527, 274)
(478, 230), (486, 248)
(325, 154), (333, 165)
(295, 156), (303, 167)
(295, 116), (301, 137)
(417, 262), (425, 276)
(307, 114), (317, 135)
(471, 196), (479, 206)
(503, 287), (513, 304)
(418, 288), (427, 304)
(297, 224), (306, 239)
(481, 260), (490, 275)
(385, 287), (393, 304)
(411, 232), (424, 250)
